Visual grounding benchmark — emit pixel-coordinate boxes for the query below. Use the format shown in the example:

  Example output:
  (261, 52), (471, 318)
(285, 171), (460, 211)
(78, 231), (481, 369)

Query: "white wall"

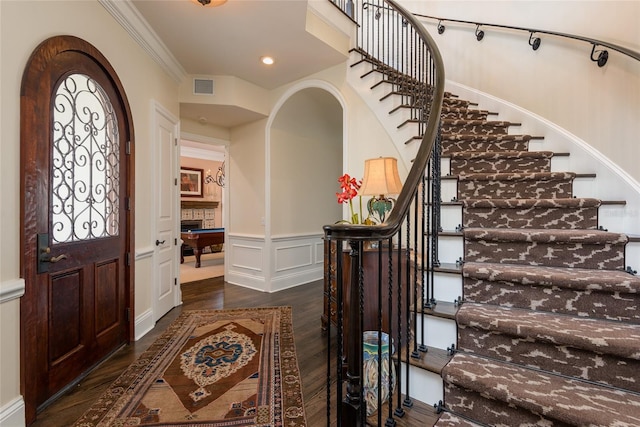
(403, 0), (640, 184)
(0, 0), (179, 422)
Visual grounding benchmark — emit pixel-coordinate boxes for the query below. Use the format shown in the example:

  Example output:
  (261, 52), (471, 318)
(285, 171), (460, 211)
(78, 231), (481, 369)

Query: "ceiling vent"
(193, 78), (214, 95)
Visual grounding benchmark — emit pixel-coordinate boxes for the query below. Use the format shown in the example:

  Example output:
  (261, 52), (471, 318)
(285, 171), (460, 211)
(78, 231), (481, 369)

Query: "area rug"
(73, 306), (306, 426)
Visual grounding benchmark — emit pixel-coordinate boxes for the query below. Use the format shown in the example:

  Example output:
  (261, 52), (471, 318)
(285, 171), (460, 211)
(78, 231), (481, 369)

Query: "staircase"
(348, 48), (640, 426)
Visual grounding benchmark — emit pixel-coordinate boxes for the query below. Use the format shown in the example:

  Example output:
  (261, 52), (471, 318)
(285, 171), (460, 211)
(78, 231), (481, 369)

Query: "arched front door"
(20, 35), (134, 424)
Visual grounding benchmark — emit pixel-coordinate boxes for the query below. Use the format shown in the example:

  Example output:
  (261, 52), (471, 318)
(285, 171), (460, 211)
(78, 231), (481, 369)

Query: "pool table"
(180, 228), (224, 268)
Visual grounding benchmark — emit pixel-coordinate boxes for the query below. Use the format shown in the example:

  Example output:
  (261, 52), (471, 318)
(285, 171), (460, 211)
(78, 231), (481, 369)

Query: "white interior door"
(153, 103), (180, 320)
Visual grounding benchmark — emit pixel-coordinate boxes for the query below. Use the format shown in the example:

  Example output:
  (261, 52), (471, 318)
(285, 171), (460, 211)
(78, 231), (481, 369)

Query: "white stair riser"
(414, 314), (457, 350)
(441, 179), (458, 203)
(625, 241), (640, 273)
(441, 204), (462, 232)
(441, 157), (451, 176)
(432, 272), (463, 303)
(438, 234), (463, 265)
(398, 362), (444, 406)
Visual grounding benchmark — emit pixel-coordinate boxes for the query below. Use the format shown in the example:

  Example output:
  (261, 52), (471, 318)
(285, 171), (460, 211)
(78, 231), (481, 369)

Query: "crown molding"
(180, 145), (225, 161)
(99, 0), (186, 84)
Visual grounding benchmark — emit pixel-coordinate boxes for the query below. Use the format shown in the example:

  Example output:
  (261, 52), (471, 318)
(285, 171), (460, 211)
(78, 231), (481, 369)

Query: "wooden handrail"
(323, 0), (445, 241)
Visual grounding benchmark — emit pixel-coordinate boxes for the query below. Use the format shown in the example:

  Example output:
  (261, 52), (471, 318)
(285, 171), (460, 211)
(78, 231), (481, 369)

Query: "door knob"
(155, 239), (166, 246)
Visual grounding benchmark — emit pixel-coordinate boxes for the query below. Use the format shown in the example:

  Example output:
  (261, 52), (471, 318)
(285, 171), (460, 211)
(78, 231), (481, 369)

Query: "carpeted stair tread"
(461, 197), (601, 209)
(464, 228), (628, 269)
(450, 150), (553, 160)
(463, 262), (640, 323)
(457, 171), (575, 181)
(450, 151), (553, 174)
(457, 303), (640, 361)
(461, 198), (601, 229)
(463, 261), (639, 294)
(442, 119), (513, 135)
(441, 134), (532, 155)
(455, 303), (640, 391)
(457, 172), (575, 200)
(441, 107), (489, 120)
(434, 412), (486, 427)
(464, 227), (628, 245)
(442, 352), (640, 426)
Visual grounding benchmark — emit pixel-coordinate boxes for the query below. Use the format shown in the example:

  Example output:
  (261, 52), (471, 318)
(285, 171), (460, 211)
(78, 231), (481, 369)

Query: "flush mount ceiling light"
(193, 0), (227, 7)
(260, 56), (275, 65)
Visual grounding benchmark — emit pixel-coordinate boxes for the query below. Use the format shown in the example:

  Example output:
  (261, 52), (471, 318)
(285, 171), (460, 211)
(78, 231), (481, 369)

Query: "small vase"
(362, 331), (396, 416)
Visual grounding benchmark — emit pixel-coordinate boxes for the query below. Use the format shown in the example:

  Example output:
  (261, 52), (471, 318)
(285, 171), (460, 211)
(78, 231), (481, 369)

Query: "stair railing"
(323, 0), (445, 425)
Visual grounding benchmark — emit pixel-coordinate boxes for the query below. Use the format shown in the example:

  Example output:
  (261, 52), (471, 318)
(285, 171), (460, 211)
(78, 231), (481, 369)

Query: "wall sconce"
(359, 157), (403, 223)
(205, 161), (225, 187)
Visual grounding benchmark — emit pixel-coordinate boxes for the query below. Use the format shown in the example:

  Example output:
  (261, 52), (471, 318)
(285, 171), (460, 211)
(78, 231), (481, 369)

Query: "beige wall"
(229, 120), (268, 236)
(408, 0), (640, 184)
(0, 0), (179, 418)
(270, 88), (343, 235)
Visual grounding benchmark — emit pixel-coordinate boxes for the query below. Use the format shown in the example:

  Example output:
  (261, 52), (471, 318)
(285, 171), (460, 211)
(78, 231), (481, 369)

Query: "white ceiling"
(130, 0), (349, 127)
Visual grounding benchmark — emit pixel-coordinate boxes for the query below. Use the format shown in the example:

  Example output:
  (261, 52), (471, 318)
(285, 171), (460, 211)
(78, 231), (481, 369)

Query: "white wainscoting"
(225, 233), (324, 292)
(225, 234), (267, 291)
(270, 234), (324, 292)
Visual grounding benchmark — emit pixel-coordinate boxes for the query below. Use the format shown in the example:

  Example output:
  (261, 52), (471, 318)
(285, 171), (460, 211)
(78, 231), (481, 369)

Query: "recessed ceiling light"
(260, 56), (275, 66)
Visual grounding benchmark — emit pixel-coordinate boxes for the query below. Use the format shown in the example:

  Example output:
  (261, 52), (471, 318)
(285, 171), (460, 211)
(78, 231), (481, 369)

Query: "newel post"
(342, 239), (364, 425)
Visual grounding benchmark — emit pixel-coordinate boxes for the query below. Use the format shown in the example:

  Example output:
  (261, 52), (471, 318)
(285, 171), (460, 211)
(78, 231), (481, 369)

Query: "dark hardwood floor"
(32, 277), (335, 427)
(31, 276), (439, 426)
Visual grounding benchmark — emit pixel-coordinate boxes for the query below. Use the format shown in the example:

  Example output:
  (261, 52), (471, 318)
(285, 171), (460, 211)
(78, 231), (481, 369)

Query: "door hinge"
(125, 307), (131, 322)
(125, 197), (131, 211)
(174, 238), (178, 246)
(126, 140), (131, 155)
(125, 252), (131, 266)
(174, 137), (178, 146)
(174, 278), (178, 286)
(174, 177), (178, 186)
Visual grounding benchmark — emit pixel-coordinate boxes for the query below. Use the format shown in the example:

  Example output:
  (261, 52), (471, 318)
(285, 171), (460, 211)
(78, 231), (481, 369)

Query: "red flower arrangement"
(336, 173), (374, 225)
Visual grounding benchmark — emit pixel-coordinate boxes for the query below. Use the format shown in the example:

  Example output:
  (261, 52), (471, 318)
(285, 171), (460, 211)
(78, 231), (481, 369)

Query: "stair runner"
(431, 94), (640, 426)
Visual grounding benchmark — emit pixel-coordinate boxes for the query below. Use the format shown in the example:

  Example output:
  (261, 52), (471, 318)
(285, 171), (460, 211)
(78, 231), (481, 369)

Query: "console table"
(322, 240), (411, 350)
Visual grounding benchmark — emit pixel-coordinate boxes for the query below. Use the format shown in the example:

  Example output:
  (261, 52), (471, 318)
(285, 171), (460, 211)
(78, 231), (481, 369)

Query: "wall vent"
(193, 78), (214, 95)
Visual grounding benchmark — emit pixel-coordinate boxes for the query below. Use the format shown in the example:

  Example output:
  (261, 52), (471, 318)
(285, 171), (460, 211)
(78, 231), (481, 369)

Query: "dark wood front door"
(20, 36), (135, 424)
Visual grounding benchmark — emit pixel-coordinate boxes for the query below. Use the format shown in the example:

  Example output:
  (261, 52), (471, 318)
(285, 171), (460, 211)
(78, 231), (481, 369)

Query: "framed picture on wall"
(180, 167), (203, 197)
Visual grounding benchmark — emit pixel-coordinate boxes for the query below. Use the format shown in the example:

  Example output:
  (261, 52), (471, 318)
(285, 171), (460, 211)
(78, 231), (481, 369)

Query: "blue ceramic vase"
(362, 331), (396, 416)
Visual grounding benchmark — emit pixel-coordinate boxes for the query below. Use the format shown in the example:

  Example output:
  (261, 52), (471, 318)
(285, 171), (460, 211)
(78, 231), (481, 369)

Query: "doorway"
(179, 138), (227, 284)
(20, 36), (134, 424)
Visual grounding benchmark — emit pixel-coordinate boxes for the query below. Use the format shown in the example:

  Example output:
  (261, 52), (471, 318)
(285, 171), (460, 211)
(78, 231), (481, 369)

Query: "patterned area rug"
(73, 307), (306, 426)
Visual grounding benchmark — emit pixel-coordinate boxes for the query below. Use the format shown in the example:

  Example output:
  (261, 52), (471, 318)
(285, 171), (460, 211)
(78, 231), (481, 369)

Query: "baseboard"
(134, 308), (154, 341)
(225, 271), (267, 292)
(0, 396), (25, 427)
(269, 268), (323, 292)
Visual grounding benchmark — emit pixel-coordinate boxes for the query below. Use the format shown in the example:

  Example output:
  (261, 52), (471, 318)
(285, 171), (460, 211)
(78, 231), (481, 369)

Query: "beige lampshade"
(359, 157), (403, 196)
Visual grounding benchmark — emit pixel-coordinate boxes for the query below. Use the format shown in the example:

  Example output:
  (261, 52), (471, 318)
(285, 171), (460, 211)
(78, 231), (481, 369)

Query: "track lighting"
(475, 25), (484, 41)
(529, 32), (541, 51)
(437, 20), (445, 34)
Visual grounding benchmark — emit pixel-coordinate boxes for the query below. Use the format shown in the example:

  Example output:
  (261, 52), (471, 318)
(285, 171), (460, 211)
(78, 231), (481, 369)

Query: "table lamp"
(359, 157), (403, 223)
